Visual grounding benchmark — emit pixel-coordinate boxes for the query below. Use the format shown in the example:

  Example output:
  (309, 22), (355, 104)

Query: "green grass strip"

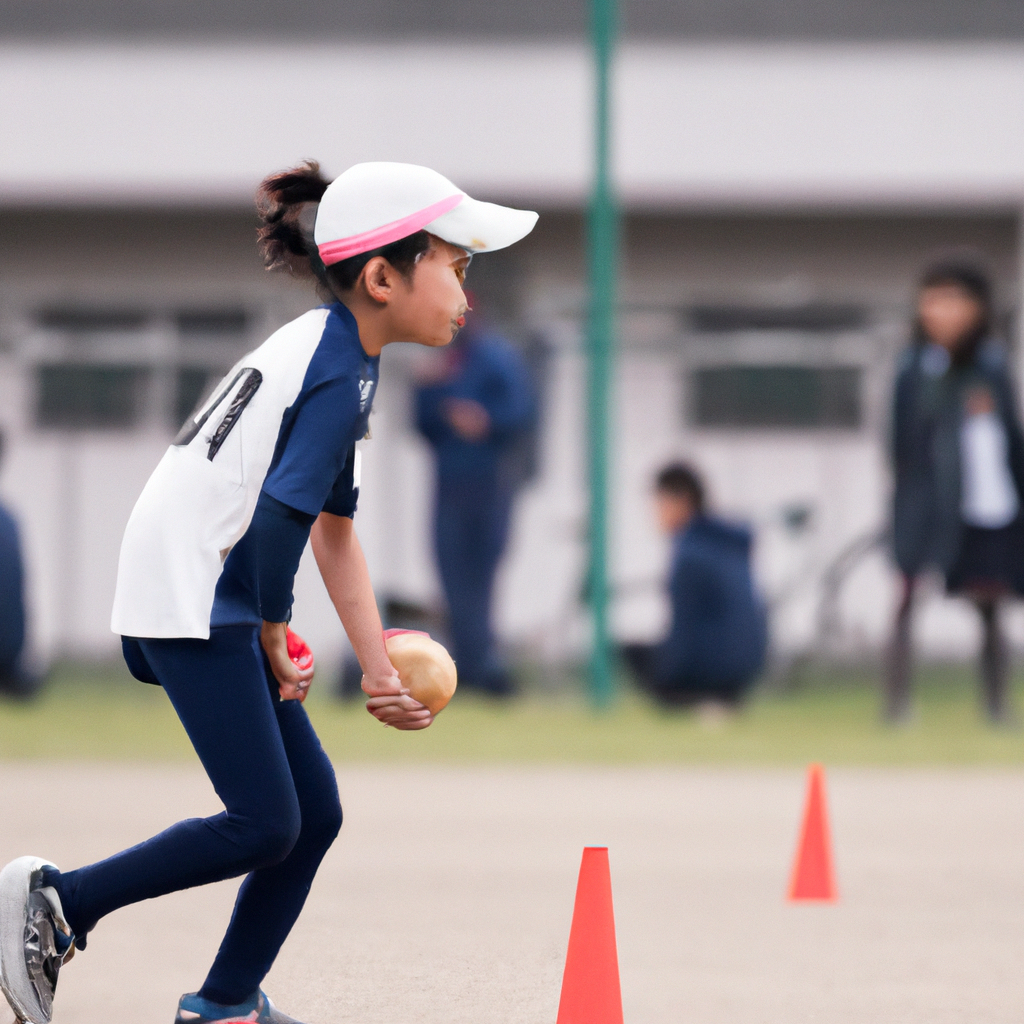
(0, 661), (1022, 766)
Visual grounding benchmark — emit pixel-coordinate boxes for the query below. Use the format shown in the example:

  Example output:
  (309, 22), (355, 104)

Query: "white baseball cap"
(314, 162), (538, 266)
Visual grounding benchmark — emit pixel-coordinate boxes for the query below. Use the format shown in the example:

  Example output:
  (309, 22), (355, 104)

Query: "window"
(36, 308), (149, 333)
(687, 304), (866, 334)
(691, 365), (861, 429)
(175, 308), (249, 339)
(36, 364), (151, 429)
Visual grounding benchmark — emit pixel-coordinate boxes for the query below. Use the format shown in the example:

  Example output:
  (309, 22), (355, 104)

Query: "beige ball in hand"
(384, 629), (458, 714)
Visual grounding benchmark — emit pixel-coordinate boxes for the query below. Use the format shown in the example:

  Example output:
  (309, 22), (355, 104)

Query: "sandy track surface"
(1, 763), (1023, 1024)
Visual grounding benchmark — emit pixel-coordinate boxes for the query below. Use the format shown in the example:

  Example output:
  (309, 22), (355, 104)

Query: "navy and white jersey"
(111, 302), (378, 639)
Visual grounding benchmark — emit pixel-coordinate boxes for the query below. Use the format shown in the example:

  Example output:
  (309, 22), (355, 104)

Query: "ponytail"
(256, 160), (330, 280)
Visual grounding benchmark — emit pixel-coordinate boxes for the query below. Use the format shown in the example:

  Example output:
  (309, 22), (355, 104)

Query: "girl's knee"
(302, 792), (342, 851)
(236, 793), (302, 868)
(294, 751), (343, 850)
(253, 814), (302, 867)
(248, 785), (340, 867)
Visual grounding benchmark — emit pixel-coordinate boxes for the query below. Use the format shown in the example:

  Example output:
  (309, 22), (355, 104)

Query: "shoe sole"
(0, 857), (53, 1024)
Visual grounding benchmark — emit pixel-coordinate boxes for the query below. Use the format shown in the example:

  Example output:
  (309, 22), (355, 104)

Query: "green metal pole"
(587, 0), (618, 707)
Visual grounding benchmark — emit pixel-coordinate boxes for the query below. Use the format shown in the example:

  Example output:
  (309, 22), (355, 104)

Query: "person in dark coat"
(886, 255), (1024, 723)
(414, 320), (535, 695)
(623, 463), (767, 708)
(0, 431), (29, 697)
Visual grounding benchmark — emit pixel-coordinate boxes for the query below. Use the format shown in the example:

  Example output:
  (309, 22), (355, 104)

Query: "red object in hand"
(286, 628), (314, 672)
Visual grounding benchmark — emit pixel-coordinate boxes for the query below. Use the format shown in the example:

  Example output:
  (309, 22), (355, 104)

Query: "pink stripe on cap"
(317, 193), (464, 266)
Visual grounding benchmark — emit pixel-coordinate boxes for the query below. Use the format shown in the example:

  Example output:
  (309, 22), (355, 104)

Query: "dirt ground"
(1, 763), (1024, 1024)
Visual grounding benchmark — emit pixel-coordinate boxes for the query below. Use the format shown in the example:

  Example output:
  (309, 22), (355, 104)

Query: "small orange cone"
(556, 847), (624, 1024)
(787, 763), (838, 902)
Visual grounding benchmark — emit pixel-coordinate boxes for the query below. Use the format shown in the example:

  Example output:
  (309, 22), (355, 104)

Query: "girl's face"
(388, 239), (471, 348)
(918, 283), (985, 351)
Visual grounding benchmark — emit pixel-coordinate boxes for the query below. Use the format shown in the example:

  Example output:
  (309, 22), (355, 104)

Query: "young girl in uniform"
(0, 161), (537, 1024)
(887, 256), (1024, 723)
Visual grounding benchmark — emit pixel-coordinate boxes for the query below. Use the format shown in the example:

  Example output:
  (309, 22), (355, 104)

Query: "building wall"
(5, 41), (1024, 208)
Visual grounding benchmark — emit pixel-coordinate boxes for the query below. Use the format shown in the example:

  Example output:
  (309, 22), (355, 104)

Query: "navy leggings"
(52, 625), (342, 1005)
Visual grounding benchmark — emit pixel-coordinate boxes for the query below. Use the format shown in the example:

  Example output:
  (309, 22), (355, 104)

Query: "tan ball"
(384, 630), (458, 714)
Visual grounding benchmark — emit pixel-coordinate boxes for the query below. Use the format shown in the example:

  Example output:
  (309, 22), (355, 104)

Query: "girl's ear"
(361, 256), (395, 305)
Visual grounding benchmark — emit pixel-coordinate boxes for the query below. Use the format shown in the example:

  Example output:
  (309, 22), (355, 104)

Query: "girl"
(0, 161), (537, 1024)
(887, 255), (1024, 724)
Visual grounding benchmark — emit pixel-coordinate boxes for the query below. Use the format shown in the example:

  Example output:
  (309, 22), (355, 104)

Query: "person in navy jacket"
(414, 318), (535, 695)
(624, 463), (767, 707)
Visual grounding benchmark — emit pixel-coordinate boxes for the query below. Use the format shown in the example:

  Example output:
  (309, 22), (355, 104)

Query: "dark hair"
(255, 160), (433, 300)
(915, 251), (994, 364)
(655, 462), (704, 511)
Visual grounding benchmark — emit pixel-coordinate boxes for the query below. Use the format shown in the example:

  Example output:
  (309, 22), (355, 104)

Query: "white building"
(2, 0), (1024, 670)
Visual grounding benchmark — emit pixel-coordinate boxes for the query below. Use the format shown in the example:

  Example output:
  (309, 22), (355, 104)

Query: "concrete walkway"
(1, 764), (1023, 1024)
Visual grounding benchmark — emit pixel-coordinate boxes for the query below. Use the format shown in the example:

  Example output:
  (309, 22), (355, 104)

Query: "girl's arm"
(311, 511), (433, 730)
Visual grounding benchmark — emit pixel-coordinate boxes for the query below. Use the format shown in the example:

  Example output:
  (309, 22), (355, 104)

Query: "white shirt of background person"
(960, 386), (1020, 528)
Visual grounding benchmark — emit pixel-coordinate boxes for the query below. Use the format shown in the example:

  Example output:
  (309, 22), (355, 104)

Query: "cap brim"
(425, 195), (538, 253)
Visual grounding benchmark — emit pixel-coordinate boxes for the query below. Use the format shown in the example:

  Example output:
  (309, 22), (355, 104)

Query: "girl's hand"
(261, 620), (315, 702)
(362, 671), (434, 730)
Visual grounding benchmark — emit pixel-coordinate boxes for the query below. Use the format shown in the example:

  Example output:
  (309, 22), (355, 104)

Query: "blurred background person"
(0, 431), (32, 699)
(886, 256), (1024, 724)
(414, 303), (535, 696)
(622, 462), (767, 712)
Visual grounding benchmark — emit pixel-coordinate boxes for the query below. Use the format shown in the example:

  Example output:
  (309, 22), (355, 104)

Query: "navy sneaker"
(175, 990), (305, 1024)
(0, 857), (75, 1024)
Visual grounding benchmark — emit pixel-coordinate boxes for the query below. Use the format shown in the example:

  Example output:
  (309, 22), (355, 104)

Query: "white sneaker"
(0, 857), (74, 1024)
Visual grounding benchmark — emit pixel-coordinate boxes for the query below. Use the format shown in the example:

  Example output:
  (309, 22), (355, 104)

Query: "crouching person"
(623, 462), (767, 710)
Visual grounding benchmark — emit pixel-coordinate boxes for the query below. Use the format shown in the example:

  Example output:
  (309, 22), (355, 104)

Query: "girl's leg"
(977, 598), (1009, 723)
(54, 626), (301, 942)
(883, 573), (915, 723)
(199, 697), (342, 1005)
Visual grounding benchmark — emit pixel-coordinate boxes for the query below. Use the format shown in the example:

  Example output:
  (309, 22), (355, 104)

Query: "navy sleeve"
(890, 358), (916, 472)
(322, 444), (359, 518)
(251, 492), (317, 622)
(263, 376), (360, 517)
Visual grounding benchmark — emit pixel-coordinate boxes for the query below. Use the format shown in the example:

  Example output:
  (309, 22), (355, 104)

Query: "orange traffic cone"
(787, 763), (838, 902)
(556, 847), (624, 1024)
